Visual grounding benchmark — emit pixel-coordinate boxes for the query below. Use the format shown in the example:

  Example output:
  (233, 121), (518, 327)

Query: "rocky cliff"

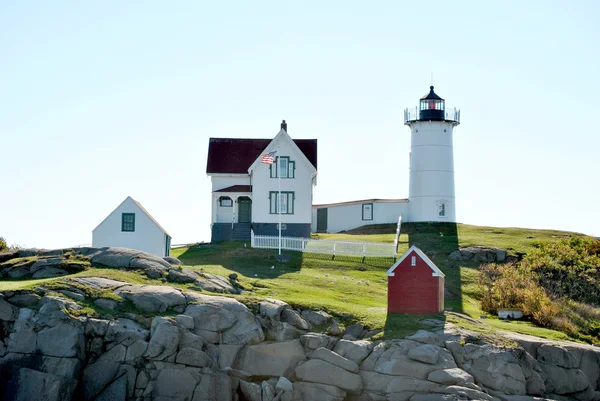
(1, 247), (599, 401)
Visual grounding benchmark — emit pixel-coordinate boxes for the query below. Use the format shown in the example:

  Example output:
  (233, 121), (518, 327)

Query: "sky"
(1, 1), (599, 248)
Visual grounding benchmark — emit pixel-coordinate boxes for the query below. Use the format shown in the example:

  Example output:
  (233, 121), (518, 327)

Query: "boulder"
(94, 298), (119, 310)
(164, 256), (183, 265)
(184, 293), (265, 345)
(293, 382), (346, 401)
(7, 293), (41, 307)
(176, 348), (212, 367)
(82, 361), (122, 400)
(281, 309), (310, 331)
(537, 344), (578, 369)
(301, 309), (332, 326)
(71, 277), (129, 290)
(406, 330), (444, 347)
(218, 344), (243, 369)
(125, 340), (149, 363)
(427, 368), (474, 385)
(0, 298), (18, 321)
(408, 344), (441, 364)
(260, 299), (291, 320)
(276, 377), (294, 393)
(115, 285), (186, 313)
(312, 347), (359, 373)
(539, 363), (589, 395)
(167, 268), (197, 283)
(332, 339), (374, 365)
(105, 318), (149, 346)
(180, 330), (205, 351)
(192, 372), (232, 401)
(95, 372), (127, 401)
(0, 249), (19, 263)
(343, 323), (365, 339)
(262, 380), (276, 401)
(296, 359), (363, 393)
(145, 320), (181, 360)
(462, 343), (526, 395)
(236, 340), (307, 379)
(431, 385), (494, 401)
(196, 272), (239, 294)
(175, 314), (195, 329)
(89, 247), (138, 267)
(154, 369), (198, 400)
(4, 368), (75, 401)
(37, 323), (84, 358)
(300, 333), (338, 357)
(185, 304), (237, 332)
(85, 318), (110, 337)
(240, 380), (262, 401)
(99, 344), (127, 363)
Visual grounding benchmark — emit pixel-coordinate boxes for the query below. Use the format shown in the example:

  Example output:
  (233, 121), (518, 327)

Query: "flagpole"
(278, 153), (282, 256)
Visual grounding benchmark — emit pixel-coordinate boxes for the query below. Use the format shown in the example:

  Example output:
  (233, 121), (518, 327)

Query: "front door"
(238, 197), (252, 223)
(317, 208), (328, 233)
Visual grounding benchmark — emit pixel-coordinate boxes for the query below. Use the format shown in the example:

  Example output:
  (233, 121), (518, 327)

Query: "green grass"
(0, 222), (592, 342)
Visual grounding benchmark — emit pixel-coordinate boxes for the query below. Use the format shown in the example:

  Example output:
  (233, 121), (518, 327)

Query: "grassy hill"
(170, 222), (595, 342)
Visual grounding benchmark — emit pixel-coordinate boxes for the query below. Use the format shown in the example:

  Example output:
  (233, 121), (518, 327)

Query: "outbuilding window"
(219, 196), (233, 207)
(122, 213), (135, 232)
(411, 256), (416, 266)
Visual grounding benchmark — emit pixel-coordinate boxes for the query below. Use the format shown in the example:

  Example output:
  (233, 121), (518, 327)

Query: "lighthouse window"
(438, 203), (446, 217)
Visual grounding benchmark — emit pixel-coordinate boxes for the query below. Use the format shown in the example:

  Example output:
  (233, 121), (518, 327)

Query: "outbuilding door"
(238, 197), (252, 223)
(317, 208), (328, 233)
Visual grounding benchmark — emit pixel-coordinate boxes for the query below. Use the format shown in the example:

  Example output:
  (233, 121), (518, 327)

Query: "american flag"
(261, 151), (276, 164)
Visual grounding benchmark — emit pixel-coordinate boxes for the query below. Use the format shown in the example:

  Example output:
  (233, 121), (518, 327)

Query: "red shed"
(386, 245), (445, 314)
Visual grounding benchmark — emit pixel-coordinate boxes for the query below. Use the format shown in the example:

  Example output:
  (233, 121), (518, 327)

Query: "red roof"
(214, 185), (252, 193)
(206, 138), (318, 174)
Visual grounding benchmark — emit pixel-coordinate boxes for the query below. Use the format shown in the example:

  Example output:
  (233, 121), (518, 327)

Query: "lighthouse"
(404, 86), (460, 223)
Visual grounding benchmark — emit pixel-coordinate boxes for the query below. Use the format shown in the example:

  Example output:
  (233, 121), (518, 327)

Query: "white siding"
(92, 197), (169, 257)
(408, 120), (457, 222)
(313, 201), (408, 233)
(251, 136), (314, 224)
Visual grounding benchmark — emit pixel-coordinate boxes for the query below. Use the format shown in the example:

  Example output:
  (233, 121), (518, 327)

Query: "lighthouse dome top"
(420, 85), (443, 101)
(404, 85), (460, 126)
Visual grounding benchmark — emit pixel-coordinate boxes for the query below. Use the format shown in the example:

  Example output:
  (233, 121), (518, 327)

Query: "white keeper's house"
(206, 121), (318, 242)
(92, 196), (172, 257)
(206, 85), (460, 241)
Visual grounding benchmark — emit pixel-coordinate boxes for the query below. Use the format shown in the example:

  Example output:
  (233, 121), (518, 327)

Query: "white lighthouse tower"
(404, 86), (460, 222)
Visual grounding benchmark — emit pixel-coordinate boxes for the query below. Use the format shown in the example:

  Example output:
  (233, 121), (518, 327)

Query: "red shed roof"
(387, 246), (444, 277)
(206, 138), (318, 174)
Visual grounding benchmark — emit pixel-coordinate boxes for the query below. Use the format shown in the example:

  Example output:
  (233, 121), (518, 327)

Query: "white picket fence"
(251, 231), (397, 259)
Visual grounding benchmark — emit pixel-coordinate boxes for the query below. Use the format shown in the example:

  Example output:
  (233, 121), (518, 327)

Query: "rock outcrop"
(448, 246), (508, 263)
(1, 284), (599, 401)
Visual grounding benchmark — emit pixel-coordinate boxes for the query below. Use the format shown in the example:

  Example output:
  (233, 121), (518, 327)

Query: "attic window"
(122, 213), (135, 232)
(270, 157), (295, 179)
(411, 256), (416, 266)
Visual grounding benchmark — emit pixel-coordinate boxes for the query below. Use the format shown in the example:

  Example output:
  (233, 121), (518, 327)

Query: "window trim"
(121, 213), (135, 232)
(269, 156), (295, 179)
(269, 191), (295, 214)
(218, 196), (233, 207)
(362, 203), (373, 221)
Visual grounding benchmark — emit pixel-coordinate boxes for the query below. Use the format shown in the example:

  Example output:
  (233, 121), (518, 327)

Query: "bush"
(479, 237), (600, 343)
(0, 237), (7, 252)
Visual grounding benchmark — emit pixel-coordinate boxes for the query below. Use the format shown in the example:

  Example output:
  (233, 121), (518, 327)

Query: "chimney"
(281, 120), (287, 132)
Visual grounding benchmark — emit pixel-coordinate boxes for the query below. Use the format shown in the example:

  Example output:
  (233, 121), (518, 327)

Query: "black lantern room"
(419, 86), (445, 121)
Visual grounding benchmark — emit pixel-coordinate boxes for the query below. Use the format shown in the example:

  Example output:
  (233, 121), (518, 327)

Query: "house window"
(219, 196), (233, 207)
(270, 156), (295, 178)
(411, 256), (416, 266)
(438, 203), (446, 217)
(269, 191), (294, 214)
(362, 203), (373, 220)
(122, 213), (135, 232)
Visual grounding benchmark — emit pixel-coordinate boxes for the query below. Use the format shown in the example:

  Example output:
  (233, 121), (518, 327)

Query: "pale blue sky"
(1, 1), (599, 248)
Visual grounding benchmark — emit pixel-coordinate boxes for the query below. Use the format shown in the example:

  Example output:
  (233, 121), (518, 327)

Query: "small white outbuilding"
(92, 196), (172, 257)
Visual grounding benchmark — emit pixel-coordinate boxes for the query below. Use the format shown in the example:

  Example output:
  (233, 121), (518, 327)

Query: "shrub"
(0, 237), (7, 252)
